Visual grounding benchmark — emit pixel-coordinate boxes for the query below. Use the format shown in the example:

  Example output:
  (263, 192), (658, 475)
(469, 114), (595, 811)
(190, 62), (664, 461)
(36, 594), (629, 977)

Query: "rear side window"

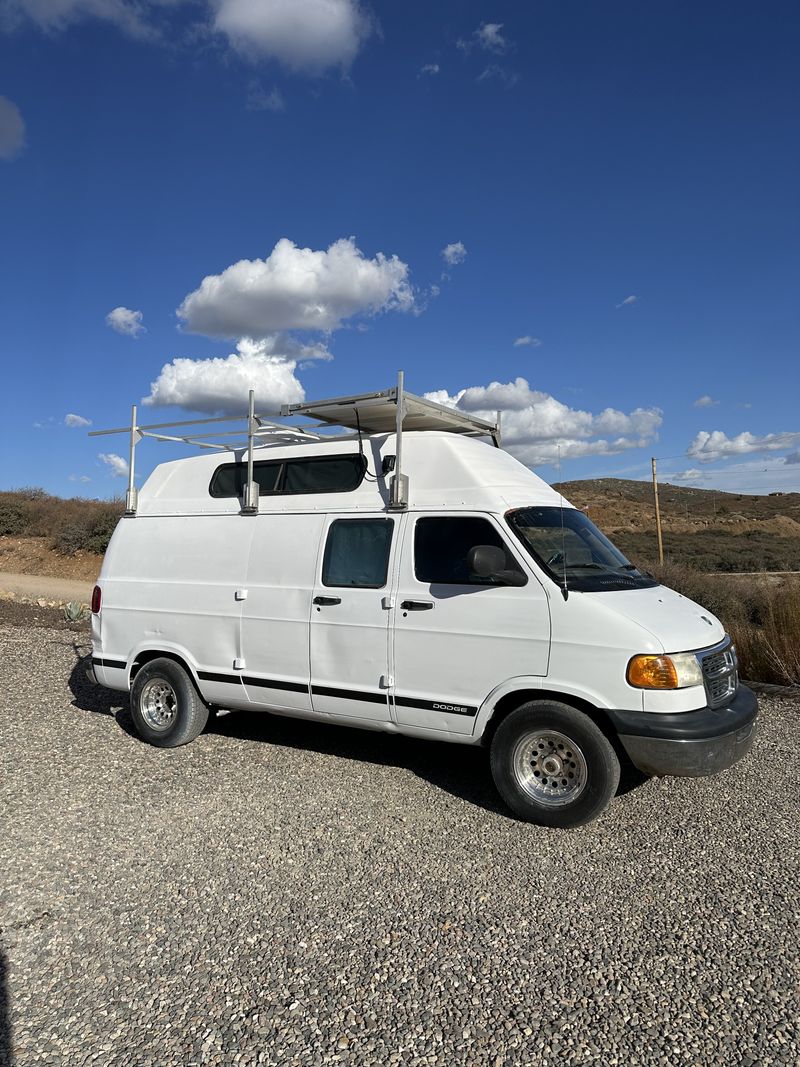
(210, 454), (366, 498)
(414, 516), (525, 586)
(322, 519), (394, 588)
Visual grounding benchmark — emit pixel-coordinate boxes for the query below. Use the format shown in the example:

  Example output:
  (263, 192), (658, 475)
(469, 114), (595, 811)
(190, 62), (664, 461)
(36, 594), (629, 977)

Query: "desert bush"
(645, 561), (800, 686)
(0, 489), (123, 556)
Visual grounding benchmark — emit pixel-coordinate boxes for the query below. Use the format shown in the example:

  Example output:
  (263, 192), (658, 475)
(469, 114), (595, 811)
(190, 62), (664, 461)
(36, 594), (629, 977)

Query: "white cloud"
(785, 451), (800, 465)
(246, 83), (285, 112)
(513, 335), (541, 348)
(616, 295), (637, 308)
(212, 0), (372, 72)
(106, 306), (145, 336)
(476, 64), (518, 87)
(99, 452), (129, 478)
(693, 395), (718, 408)
(178, 237), (414, 340)
(69, 474), (92, 483)
(670, 468), (705, 483)
(425, 377), (662, 467)
(142, 336), (329, 415)
(2, 0), (156, 39)
(419, 63), (440, 77)
(65, 413), (91, 428)
(441, 241), (467, 266)
(475, 22), (507, 52)
(687, 429), (800, 463)
(0, 96), (26, 160)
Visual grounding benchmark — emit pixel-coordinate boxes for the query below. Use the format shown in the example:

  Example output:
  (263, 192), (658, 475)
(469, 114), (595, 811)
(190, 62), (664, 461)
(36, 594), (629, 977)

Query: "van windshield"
(506, 507), (657, 592)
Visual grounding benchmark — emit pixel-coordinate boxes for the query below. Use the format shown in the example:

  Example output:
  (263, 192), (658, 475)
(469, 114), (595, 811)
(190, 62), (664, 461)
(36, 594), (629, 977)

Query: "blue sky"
(1, 0), (798, 497)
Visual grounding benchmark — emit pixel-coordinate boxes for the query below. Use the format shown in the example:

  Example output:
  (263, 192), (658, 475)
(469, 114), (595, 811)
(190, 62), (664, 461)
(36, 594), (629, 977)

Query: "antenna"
(557, 444), (569, 601)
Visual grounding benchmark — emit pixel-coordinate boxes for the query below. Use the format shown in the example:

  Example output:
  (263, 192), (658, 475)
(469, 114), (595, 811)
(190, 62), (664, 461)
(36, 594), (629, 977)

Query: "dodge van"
(88, 379), (757, 828)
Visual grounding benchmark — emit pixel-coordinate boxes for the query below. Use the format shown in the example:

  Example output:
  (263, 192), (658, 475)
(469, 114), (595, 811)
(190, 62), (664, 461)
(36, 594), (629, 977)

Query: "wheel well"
(482, 688), (620, 752)
(130, 649), (196, 683)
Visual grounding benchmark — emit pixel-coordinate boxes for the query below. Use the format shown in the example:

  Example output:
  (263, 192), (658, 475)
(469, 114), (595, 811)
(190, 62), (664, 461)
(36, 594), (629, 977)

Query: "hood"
(585, 584), (726, 654)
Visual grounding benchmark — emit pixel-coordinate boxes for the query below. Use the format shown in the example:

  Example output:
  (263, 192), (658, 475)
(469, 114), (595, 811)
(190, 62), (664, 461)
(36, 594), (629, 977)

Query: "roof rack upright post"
(242, 388), (259, 515)
(389, 369), (409, 510)
(125, 404), (141, 516)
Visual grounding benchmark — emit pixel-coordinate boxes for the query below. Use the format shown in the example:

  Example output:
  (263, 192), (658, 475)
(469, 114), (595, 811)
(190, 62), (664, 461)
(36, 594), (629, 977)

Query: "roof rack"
(89, 371), (501, 516)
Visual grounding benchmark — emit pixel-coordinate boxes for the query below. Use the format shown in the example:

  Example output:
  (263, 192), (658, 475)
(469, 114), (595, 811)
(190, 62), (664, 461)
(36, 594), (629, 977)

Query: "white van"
(88, 379), (757, 827)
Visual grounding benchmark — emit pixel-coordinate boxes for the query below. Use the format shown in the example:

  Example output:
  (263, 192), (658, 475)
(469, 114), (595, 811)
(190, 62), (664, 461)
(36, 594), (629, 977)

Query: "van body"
(90, 431), (757, 827)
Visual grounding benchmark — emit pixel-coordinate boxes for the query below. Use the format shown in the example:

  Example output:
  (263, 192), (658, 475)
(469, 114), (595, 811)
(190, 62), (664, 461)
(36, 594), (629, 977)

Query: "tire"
(490, 701), (620, 828)
(130, 658), (209, 748)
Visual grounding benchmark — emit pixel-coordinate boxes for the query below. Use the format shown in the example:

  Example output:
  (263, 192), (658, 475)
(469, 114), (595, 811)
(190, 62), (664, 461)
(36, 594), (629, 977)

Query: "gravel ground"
(1, 604), (798, 1067)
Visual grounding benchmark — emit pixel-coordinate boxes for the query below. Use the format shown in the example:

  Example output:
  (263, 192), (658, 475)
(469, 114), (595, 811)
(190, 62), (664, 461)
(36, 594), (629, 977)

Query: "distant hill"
(552, 478), (800, 572)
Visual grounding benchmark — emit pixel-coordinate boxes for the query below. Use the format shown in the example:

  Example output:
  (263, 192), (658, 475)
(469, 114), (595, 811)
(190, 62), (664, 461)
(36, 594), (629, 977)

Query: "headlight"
(627, 652), (704, 690)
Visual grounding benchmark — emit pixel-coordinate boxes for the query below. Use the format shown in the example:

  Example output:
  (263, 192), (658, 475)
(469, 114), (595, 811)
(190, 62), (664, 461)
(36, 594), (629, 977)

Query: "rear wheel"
(130, 658), (208, 748)
(490, 701), (620, 828)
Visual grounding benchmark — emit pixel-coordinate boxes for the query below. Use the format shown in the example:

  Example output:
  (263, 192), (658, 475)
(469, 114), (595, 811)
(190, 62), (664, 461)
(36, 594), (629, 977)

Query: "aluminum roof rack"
(89, 371), (501, 516)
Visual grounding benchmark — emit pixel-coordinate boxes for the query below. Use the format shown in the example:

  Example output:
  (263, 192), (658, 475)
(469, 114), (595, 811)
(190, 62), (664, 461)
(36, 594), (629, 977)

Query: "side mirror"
(467, 545), (527, 587)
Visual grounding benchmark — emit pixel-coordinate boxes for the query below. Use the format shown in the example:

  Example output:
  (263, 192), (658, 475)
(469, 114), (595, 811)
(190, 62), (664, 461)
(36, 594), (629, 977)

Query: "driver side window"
(414, 516), (524, 585)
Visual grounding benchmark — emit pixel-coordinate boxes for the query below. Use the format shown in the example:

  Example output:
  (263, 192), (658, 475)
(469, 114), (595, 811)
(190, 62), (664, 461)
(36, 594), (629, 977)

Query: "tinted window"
(210, 454), (366, 498)
(323, 519), (394, 589)
(414, 517), (524, 585)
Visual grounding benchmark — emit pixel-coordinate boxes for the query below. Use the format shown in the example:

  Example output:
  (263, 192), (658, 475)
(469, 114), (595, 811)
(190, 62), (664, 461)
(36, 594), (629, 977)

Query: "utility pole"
(651, 457), (664, 565)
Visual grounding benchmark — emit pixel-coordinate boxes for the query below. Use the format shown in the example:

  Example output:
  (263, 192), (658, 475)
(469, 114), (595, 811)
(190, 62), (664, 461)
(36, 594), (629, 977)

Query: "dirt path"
(0, 571), (94, 604)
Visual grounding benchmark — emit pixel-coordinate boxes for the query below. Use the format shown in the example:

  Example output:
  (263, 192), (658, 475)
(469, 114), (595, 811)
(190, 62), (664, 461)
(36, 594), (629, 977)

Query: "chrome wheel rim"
(140, 678), (178, 731)
(512, 730), (588, 807)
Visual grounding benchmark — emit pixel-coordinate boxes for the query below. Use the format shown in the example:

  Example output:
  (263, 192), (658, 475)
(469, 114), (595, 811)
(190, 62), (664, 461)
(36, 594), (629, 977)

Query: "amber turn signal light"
(627, 654), (679, 689)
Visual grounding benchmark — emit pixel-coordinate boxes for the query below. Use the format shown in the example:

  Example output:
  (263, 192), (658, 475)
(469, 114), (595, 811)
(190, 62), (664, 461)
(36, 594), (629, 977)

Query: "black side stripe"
(198, 670), (241, 686)
(244, 676), (307, 694)
(92, 656), (127, 671)
(312, 685), (388, 705)
(395, 695), (478, 717)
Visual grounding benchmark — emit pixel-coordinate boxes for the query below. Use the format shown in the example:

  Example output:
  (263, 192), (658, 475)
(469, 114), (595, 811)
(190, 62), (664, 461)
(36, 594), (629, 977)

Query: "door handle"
(400, 600), (434, 611)
(313, 595), (342, 606)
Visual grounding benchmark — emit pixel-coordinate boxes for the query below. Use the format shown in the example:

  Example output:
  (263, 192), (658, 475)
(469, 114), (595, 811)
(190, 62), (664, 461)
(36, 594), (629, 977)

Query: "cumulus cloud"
(687, 429), (800, 463)
(425, 377), (662, 466)
(99, 452), (129, 477)
(65, 413), (91, 428)
(419, 63), (440, 77)
(693, 395), (718, 408)
(106, 306), (145, 336)
(2, 0), (157, 39)
(441, 241), (467, 266)
(616, 295), (637, 308)
(0, 96), (26, 160)
(69, 474), (92, 483)
(212, 0), (372, 72)
(178, 237), (414, 340)
(670, 469), (705, 483)
(246, 83), (285, 112)
(513, 335), (541, 348)
(142, 336), (331, 415)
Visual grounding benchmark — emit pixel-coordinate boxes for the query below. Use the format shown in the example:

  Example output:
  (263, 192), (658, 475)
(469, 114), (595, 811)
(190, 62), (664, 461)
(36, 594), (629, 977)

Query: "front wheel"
(130, 658), (209, 748)
(490, 701), (620, 828)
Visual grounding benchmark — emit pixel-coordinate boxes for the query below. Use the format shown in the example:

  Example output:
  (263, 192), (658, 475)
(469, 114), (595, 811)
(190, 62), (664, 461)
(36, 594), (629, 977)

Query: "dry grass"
(0, 488), (123, 556)
(646, 561), (800, 687)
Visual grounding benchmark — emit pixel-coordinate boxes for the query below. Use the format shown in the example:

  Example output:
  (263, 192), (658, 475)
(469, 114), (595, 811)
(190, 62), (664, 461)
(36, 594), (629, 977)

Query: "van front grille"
(698, 640), (738, 708)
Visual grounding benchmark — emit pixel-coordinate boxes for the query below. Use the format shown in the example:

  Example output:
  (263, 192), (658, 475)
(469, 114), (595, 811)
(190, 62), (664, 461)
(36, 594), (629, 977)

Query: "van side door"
(309, 515), (396, 722)
(241, 513), (324, 714)
(392, 513), (551, 735)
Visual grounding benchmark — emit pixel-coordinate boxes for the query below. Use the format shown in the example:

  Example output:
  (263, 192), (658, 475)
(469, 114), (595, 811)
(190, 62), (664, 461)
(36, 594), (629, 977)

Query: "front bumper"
(607, 685), (758, 778)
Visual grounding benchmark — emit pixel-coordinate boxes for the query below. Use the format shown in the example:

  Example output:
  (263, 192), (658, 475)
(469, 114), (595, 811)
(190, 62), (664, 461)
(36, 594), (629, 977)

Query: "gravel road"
(1, 605), (798, 1067)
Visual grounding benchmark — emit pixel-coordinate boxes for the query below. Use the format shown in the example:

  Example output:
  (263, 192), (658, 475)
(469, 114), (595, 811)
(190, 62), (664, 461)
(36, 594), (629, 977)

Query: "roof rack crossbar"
(89, 372), (501, 516)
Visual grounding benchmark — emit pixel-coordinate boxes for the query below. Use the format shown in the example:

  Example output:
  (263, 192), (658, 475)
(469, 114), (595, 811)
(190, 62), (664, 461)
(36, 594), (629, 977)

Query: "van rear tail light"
(91, 585), (102, 614)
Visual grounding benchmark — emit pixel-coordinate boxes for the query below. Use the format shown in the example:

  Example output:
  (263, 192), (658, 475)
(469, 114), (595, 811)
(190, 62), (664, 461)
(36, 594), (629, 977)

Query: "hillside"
(553, 479), (800, 572)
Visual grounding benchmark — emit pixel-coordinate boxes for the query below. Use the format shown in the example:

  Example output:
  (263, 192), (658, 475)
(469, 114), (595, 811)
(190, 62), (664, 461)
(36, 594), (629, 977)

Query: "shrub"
(645, 561), (800, 686)
(0, 489), (123, 556)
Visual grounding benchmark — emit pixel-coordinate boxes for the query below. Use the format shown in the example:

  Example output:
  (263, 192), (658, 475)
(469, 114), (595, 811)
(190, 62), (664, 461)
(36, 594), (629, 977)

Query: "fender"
(472, 674), (621, 741)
